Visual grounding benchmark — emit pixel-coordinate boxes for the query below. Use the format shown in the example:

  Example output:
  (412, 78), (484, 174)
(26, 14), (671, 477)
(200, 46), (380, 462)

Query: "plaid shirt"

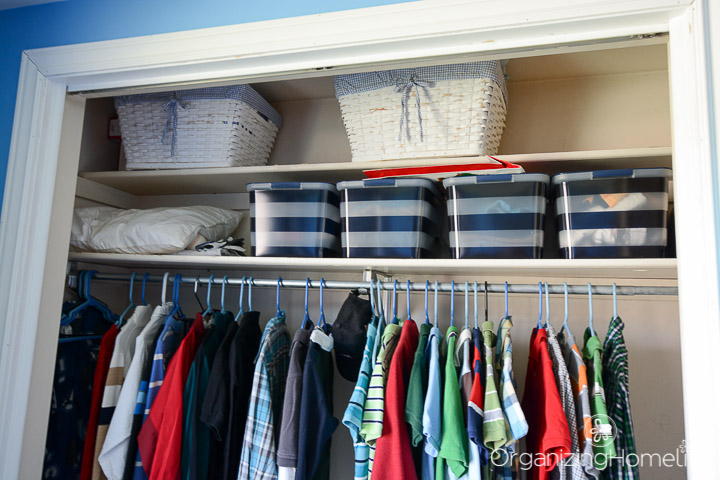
(481, 321), (507, 453)
(547, 324), (587, 480)
(237, 313), (291, 480)
(602, 317), (639, 480)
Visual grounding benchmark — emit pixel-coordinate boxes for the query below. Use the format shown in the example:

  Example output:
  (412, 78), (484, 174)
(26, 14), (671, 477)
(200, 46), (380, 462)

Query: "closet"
(0, 2), (713, 479)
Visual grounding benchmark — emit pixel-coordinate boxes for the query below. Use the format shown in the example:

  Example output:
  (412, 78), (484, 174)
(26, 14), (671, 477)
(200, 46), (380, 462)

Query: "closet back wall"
(0, 0), (415, 207)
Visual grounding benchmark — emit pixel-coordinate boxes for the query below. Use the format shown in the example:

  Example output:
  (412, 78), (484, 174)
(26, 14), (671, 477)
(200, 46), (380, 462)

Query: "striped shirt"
(558, 328), (600, 480)
(343, 315), (381, 480)
(583, 329), (617, 470)
(602, 317), (639, 480)
(468, 328), (486, 466)
(481, 321), (507, 454)
(546, 323), (587, 480)
(360, 322), (402, 477)
(457, 328), (480, 480)
(237, 313), (291, 480)
(93, 305), (153, 480)
(438, 326), (468, 479)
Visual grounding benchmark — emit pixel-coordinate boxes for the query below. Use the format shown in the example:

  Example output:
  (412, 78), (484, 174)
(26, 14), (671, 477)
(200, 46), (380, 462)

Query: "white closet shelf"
(67, 253), (678, 280)
(78, 147), (671, 196)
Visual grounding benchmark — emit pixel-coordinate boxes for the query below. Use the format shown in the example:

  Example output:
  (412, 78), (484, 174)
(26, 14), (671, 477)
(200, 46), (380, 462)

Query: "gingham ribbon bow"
(161, 97), (187, 156)
(394, 76), (434, 142)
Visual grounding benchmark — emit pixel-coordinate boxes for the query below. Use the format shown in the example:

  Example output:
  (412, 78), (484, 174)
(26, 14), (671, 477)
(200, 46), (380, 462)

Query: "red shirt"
(138, 314), (206, 480)
(522, 328), (572, 480)
(80, 324), (119, 480)
(372, 319), (419, 480)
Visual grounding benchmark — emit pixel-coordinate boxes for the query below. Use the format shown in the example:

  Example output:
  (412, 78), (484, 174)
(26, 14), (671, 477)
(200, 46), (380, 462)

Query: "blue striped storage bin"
(443, 174), (549, 259)
(248, 182), (341, 257)
(551, 168), (672, 258)
(336, 178), (446, 258)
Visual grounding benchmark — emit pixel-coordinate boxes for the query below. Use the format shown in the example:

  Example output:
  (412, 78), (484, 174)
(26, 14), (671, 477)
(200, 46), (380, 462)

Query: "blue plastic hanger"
(406, 280), (412, 321)
(247, 277), (254, 312)
(375, 279), (385, 323)
(424, 280), (430, 325)
(220, 276), (229, 314)
(203, 275), (215, 317)
(450, 280), (455, 327)
(116, 272), (137, 326)
(61, 270), (118, 325)
(562, 282), (569, 333)
(537, 282), (543, 330)
(141, 273), (149, 306)
(464, 281), (469, 329)
(587, 282), (596, 336)
(318, 278), (328, 332)
(301, 278), (312, 328)
(613, 283), (618, 320)
(504, 281), (509, 318)
(544, 281), (550, 328)
(391, 280), (399, 324)
(473, 281), (479, 328)
(433, 280), (439, 328)
(369, 279), (376, 317)
(235, 276), (246, 322)
(276, 277), (283, 317)
(167, 273), (185, 320)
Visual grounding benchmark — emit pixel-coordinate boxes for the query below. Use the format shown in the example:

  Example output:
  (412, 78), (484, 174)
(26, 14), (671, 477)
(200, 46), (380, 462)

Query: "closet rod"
(85, 272), (678, 296)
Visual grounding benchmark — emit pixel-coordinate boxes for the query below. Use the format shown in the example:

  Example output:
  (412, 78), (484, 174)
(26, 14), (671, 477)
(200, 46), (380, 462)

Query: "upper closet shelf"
(68, 253), (678, 280)
(79, 147), (671, 196)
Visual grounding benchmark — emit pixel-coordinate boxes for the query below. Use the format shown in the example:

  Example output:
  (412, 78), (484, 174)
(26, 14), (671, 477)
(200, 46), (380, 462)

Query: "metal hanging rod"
(84, 271), (678, 296)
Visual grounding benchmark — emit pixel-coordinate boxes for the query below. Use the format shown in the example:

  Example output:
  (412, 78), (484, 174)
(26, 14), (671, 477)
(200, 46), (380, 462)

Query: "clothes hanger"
(544, 281), (550, 328)
(537, 282), (543, 330)
(562, 282), (569, 333)
(235, 276), (246, 322)
(504, 281), (509, 319)
(248, 277), (254, 312)
(141, 273), (149, 306)
(485, 280), (489, 323)
(301, 278), (312, 328)
(406, 280), (412, 321)
(220, 275), (229, 314)
(464, 281), (469, 330)
(193, 275), (204, 311)
(375, 279), (385, 324)
(473, 281), (479, 329)
(318, 277), (328, 332)
(116, 272), (137, 327)
(613, 282), (618, 320)
(391, 279), (399, 324)
(161, 272), (170, 305)
(202, 274), (215, 317)
(276, 277), (284, 317)
(433, 280), (439, 328)
(424, 280), (430, 325)
(588, 282), (596, 336)
(61, 270), (118, 325)
(450, 280), (455, 327)
(167, 273), (185, 320)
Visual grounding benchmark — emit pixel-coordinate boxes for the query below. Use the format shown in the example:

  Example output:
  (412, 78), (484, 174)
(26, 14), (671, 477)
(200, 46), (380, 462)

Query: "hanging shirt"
(93, 305), (153, 480)
(421, 326), (444, 480)
(360, 322), (402, 477)
(481, 320), (507, 455)
(296, 327), (339, 480)
(201, 311), (261, 480)
(494, 317), (528, 480)
(405, 322), (431, 473)
(373, 318), (420, 480)
(342, 314), (381, 480)
(557, 328), (599, 480)
(98, 304), (170, 480)
(80, 324), (119, 480)
(602, 317), (638, 480)
(467, 328), (486, 477)
(545, 323), (586, 480)
(456, 328), (479, 480)
(438, 325), (469, 479)
(277, 321), (314, 480)
(583, 328), (616, 471)
(237, 312), (292, 480)
(182, 311), (232, 480)
(137, 313), (206, 480)
(522, 328), (572, 480)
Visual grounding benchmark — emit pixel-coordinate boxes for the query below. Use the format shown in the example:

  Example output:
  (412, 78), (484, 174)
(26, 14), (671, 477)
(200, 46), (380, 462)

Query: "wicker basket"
(334, 61), (507, 162)
(115, 85), (282, 170)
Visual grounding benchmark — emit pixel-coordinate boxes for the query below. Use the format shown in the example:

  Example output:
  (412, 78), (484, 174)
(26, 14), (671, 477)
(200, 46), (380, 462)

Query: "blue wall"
(0, 0), (413, 206)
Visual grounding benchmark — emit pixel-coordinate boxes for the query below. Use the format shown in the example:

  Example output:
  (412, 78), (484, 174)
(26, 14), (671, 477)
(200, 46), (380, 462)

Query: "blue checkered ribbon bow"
(394, 76), (434, 142)
(161, 97), (187, 156)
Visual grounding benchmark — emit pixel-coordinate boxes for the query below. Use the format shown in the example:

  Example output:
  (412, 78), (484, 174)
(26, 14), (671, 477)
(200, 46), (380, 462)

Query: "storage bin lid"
(115, 84), (283, 127)
(443, 173), (549, 187)
(337, 178), (441, 197)
(551, 168), (672, 186)
(247, 182), (338, 192)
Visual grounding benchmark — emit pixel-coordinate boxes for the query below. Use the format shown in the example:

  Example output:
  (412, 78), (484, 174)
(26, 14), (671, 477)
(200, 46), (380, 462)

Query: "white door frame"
(0, 1), (715, 478)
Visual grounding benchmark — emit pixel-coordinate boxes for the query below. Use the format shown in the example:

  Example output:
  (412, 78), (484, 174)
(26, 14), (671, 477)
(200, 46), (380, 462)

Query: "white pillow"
(71, 206), (243, 254)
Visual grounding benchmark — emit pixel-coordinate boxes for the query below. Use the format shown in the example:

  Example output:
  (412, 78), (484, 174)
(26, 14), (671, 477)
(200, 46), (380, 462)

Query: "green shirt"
(583, 328), (617, 470)
(438, 326), (469, 478)
(482, 320), (508, 453)
(405, 322), (431, 446)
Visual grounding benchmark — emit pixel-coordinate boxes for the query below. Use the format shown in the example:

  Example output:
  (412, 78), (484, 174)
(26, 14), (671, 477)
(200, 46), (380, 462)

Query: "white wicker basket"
(115, 85), (282, 170)
(335, 61), (508, 162)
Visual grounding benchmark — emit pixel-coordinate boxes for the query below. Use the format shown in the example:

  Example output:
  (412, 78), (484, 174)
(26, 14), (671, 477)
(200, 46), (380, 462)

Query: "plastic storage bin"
(443, 174), (550, 259)
(248, 182), (340, 257)
(551, 168), (672, 258)
(336, 178), (446, 258)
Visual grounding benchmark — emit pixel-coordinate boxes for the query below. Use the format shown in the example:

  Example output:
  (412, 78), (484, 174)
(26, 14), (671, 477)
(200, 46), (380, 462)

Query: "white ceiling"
(0, 0), (64, 11)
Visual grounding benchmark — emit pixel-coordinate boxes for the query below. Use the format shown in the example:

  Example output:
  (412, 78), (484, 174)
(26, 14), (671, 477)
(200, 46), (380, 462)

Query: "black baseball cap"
(332, 292), (372, 382)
